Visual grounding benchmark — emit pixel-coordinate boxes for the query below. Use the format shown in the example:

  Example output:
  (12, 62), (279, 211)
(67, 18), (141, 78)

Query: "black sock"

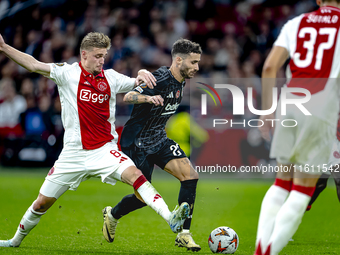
(333, 175), (340, 203)
(336, 182), (340, 203)
(178, 179), (198, 230)
(308, 174), (329, 207)
(111, 194), (146, 219)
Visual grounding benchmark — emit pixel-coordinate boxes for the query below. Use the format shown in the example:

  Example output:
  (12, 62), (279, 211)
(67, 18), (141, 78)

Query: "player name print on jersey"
(307, 14), (339, 23)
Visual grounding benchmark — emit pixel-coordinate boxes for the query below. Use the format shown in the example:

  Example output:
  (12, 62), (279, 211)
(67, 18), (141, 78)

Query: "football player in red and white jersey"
(0, 32), (190, 248)
(256, 1), (340, 254)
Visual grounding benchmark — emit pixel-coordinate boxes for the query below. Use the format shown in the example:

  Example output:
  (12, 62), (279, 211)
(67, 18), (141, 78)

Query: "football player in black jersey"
(104, 38), (202, 251)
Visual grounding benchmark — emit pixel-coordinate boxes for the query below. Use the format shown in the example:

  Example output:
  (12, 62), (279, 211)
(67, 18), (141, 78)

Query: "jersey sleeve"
(132, 70), (165, 96)
(133, 83), (156, 96)
(274, 21), (292, 50)
(105, 69), (135, 93)
(274, 14), (304, 52)
(46, 63), (70, 86)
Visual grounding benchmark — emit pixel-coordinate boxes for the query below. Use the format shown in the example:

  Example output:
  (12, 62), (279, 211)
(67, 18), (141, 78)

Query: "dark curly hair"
(171, 38), (202, 59)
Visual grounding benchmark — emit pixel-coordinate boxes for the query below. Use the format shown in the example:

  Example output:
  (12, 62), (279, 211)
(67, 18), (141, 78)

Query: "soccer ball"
(208, 226), (239, 254)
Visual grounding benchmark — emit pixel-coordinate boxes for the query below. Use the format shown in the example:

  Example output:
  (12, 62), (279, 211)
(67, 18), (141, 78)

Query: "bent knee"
(130, 167), (143, 178)
(190, 170), (199, 180)
(33, 194), (56, 212)
(121, 166), (145, 185)
(180, 167), (199, 181)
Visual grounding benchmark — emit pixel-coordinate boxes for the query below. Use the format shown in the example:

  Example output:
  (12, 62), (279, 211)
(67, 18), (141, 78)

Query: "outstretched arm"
(0, 34), (50, 76)
(123, 91), (164, 106)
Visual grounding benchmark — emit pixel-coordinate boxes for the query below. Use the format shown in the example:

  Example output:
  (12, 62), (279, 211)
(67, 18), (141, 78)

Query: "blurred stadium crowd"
(0, 0), (318, 166)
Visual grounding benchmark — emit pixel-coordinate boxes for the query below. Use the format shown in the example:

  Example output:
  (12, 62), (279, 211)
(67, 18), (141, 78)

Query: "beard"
(180, 68), (188, 79)
(180, 66), (193, 79)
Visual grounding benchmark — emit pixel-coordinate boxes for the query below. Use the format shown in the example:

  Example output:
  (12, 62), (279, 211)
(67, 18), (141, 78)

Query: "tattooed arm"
(123, 91), (164, 106)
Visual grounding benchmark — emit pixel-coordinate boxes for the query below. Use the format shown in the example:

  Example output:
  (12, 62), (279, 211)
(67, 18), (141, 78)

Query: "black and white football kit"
(120, 66), (187, 179)
(112, 66), (199, 246)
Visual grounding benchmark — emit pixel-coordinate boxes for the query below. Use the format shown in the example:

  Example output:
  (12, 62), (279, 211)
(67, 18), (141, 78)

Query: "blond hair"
(80, 32), (111, 53)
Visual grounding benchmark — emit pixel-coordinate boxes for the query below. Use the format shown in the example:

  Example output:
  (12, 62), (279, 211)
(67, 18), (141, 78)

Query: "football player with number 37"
(255, 1), (340, 254)
(0, 32), (190, 248)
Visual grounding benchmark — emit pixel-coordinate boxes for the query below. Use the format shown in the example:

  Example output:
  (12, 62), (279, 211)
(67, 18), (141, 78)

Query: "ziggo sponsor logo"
(80, 89), (109, 103)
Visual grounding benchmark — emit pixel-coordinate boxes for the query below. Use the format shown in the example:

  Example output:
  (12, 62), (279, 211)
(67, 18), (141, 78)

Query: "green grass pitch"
(0, 168), (339, 254)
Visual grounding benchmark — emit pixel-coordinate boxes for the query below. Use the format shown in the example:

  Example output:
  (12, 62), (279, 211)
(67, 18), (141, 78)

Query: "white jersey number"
(170, 144), (182, 156)
(294, 27), (336, 70)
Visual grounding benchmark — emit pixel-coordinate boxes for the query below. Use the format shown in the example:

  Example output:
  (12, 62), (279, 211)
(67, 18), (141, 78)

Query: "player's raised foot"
(102, 206), (118, 243)
(0, 240), (14, 247)
(175, 232), (201, 252)
(169, 202), (190, 233)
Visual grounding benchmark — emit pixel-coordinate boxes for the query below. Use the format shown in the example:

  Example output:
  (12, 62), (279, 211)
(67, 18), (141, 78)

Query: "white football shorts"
(42, 142), (135, 193)
(270, 105), (335, 175)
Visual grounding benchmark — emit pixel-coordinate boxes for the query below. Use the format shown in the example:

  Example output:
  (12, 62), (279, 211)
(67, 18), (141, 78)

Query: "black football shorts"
(122, 138), (187, 181)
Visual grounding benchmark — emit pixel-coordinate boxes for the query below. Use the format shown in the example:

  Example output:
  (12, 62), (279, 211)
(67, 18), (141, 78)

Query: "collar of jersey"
(321, 6), (340, 13)
(78, 62), (104, 79)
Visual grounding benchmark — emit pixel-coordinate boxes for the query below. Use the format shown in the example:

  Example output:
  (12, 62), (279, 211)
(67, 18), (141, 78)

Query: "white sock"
(256, 185), (289, 252)
(136, 181), (171, 222)
(268, 190), (311, 255)
(11, 202), (46, 247)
